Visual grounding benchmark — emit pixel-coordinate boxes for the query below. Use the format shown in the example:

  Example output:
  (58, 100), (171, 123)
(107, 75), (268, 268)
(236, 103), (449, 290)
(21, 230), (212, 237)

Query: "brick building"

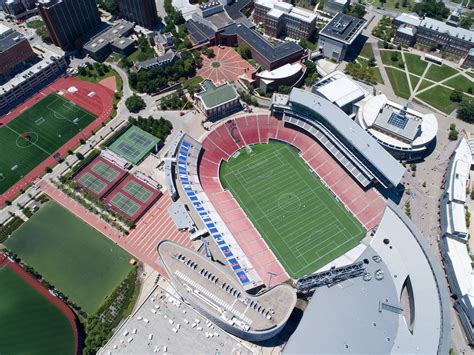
(254, 0), (316, 40)
(0, 24), (35, 76)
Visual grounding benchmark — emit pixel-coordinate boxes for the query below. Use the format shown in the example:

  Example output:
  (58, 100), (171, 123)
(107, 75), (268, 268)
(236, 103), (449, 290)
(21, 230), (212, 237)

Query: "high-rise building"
(37, 0), (100, 51)
(118, 0), (158, 29)
(0, 24), (35, 76)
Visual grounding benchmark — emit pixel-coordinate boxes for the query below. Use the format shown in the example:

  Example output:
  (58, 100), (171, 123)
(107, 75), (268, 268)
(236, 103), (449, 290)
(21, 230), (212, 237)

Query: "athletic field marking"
(220, 141), (365, 277)
(6, 126), (52, 157)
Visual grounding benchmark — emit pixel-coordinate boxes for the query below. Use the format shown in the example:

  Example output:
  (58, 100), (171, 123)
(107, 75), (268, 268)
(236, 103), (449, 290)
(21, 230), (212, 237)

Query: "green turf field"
(0, 93), (96, 194)
(0, 265), (75, 354)
(220, 141), (365, 278)
(5, 201), (133, 314)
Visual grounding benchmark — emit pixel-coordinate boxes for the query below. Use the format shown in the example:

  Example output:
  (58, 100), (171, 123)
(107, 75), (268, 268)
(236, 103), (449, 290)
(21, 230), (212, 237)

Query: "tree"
(412, 0), (450, 20)
(125, 95), (146, 113)
(457, 99), (474, 123)
(239, 44), (252, 60)
(368, 57), (376, 67)
(459, 16), (473, 30)
(75, 152), (85, 160)
(278, 85), (292, 95)
(391, 52), (399, 62)
(44, 166), (52, 174)
(450, 90), (464, 103)
(348, 4), (366, 18)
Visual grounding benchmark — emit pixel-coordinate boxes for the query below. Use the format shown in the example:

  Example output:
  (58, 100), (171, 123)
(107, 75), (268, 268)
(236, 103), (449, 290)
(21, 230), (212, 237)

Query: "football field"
(0, 265), (75, 355)
(220, 141), (366, 278)
(5, 201), (133, 314)
(0, 93), (96, 194)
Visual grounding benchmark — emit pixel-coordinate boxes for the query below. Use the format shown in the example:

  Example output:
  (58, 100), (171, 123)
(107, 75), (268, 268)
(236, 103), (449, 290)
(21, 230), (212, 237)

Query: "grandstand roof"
(446, 139), (472, 204)
(443, 237), (474, 323)
(158, 240), (296, 340)
(287, 89), (405, 187)
(285, 203), (448, 354)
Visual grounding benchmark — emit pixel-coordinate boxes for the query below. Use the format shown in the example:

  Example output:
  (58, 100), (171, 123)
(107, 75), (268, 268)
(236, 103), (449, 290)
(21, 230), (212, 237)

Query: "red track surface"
(0, 254), (78, 355)
(0, 76), (114, 205)
(199, 114), (386, 284)
(37, 180), (189, 275)
(197, 46), (256, 84)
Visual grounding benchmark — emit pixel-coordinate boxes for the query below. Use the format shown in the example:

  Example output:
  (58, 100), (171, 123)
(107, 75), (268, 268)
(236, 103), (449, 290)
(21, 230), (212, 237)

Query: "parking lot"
(99, 284), (253, 354)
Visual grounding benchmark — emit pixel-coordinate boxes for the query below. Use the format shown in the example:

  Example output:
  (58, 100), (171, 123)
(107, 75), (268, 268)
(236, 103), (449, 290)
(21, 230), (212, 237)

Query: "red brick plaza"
(197, 46), (256, 84)
(0, 76), (114, 205)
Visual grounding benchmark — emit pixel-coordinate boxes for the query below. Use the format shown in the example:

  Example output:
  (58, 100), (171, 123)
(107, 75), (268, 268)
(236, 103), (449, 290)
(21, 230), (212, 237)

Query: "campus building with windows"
(117, 0), (158, 30)
(318, 13), (366, 62)
(394, 13), (474, 67)
(253, 0), (316, 40)
(0, 24), (35, 76)
(37, 0), (101, 51)
(195, 80), (240, 120)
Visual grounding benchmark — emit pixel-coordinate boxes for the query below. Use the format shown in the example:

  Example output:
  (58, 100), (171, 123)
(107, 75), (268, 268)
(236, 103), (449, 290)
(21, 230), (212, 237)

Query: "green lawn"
(0, 93), (96, 194)
(444, 74), (474, 92)
(0, 265), (75, 355)
(416, 85), (458, 114)
(409, 74), (420, 90)
(404, 53), (428, 76)
(127, 46), (155, 63)
(5, 201), (133, 314)
(357, 57), (384, 84)
(366, 0), (413, 12)
(417, 80), (434, 92)
(359, 42), (375, 59)
(220, 141), (365, 278)
(380, 50), (401, 66)
(386, 67), (411, 99)
(424, 64), (459, 81)
(26, 19), (44, 29)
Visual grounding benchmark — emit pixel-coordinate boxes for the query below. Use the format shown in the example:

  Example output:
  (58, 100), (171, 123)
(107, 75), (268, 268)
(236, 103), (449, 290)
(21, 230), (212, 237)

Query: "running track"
(0, 253), (79, 355)
(0, 76), (114, 205)
(38, 181), (191, 274)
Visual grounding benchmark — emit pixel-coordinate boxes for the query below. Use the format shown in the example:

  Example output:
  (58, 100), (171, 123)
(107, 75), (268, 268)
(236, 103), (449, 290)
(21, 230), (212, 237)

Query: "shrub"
(450, 90), (464, 103)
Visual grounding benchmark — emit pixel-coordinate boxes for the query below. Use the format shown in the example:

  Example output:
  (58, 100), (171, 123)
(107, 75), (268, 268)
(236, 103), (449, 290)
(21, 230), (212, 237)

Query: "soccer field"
(220, 141), (366, 278)
(0, 93), (96, 194)
(0, 266), (75, 355)
(5, 201), (133, 314)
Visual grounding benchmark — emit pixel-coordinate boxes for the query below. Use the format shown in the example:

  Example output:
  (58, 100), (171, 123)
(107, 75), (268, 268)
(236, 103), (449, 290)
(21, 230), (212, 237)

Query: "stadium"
(160, 88), (450, 351)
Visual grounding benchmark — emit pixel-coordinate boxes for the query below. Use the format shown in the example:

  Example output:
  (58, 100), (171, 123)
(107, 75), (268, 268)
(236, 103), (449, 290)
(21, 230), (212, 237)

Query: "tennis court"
(5, 201), (134, 314)
(74, 155), (127, 198)
(0, 93), (96, 194)
(123, 180), (153, 202)
(110, 192), (141, 216)
(78, 172), (108, 195)
(220, 141), (366, 278)
(109, 126), (160, 164)
(91, 161), (120, 182)
(0, 265), (75, 355)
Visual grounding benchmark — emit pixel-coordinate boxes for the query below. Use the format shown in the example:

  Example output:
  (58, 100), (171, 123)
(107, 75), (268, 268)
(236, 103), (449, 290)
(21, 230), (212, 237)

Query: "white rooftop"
(313, 70), (367, 108)
(256, 62), (302, 84)
(444, 237), (474, 322)
(256, 0), (316, 23)
(0, 23), (11, 36)
(357, 94), (438, 150)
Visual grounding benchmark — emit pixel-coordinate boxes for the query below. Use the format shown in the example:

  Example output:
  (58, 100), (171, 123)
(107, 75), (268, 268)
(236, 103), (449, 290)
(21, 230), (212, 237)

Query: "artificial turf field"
(0, 266), (75, 354)
(0, 93), (96, 194)
(5, 201), (133, 314)
(220, 141), (366, 278)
